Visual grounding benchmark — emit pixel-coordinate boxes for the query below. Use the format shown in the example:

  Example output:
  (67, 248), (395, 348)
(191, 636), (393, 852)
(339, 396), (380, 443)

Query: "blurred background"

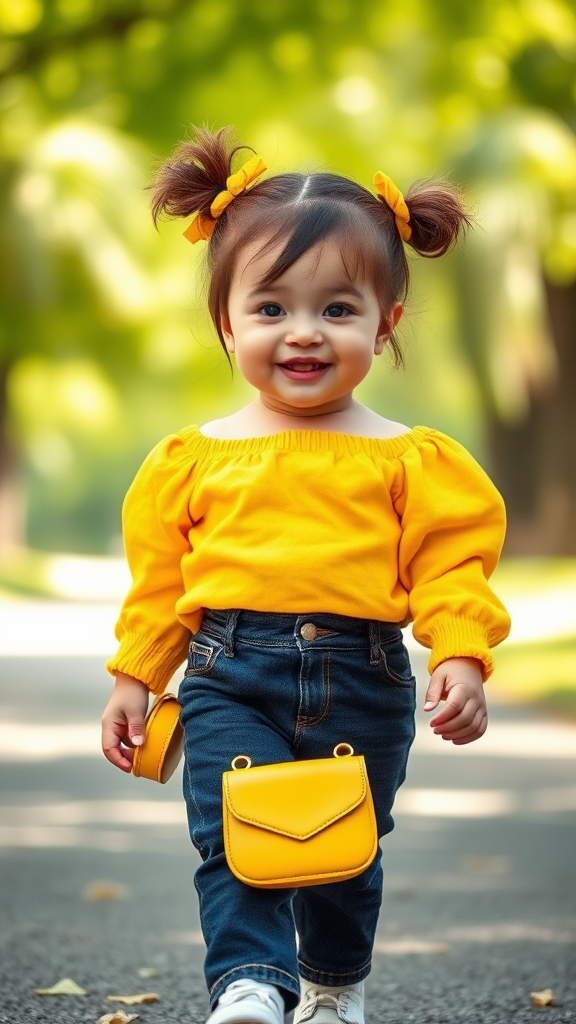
(0, 0), (575, 706)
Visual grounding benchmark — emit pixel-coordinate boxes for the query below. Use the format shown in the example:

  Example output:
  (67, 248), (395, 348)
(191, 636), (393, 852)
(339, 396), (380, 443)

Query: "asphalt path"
(1, 651), (575, 1024)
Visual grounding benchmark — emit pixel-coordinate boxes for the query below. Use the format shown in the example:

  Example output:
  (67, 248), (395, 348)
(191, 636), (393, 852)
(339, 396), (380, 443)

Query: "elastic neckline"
(183, 424), (433, 459)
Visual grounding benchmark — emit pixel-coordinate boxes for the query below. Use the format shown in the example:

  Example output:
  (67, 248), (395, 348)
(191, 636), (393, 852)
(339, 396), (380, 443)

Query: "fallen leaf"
(83, 880), (130, 901)
(107, 993), (159, 1005)
(531, 989), (556, 1007)
(34, 978), (88, 996)
(137, 967), (159, 978)
(96, 1013), (139, 1024)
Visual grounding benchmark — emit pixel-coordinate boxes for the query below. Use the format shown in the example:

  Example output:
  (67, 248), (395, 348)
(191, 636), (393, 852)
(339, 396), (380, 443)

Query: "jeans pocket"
(185, 634), (224, 676)
(379, 638), (416, 688)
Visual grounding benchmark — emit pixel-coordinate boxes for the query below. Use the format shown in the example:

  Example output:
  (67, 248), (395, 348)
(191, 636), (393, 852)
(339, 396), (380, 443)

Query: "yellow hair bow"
(183, 154), (267, 244)
(373, 171), (412, 242)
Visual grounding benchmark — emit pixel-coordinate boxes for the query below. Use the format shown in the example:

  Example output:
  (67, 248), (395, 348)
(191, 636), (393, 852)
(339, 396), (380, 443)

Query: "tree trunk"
(489, 279), (576, 555)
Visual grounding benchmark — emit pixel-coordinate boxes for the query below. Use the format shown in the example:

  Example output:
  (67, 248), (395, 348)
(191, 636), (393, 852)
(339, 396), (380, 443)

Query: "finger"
(429, 694), (467, 727)
(102, 742), (133, 772)
(102, 719), (133, 773)
(119, 742), (136, 765)
(423, 674), (447, 712)
(439, 706), (487, 740)
(127, 713), (145, 747)
(450, 713), (488, 745)
(433, 701), (478, 735)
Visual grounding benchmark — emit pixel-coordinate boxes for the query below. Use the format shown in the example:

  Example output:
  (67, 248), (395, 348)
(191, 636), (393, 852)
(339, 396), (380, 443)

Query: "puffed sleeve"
(105, 432), (195, 693)
(394, 431), (511, 679)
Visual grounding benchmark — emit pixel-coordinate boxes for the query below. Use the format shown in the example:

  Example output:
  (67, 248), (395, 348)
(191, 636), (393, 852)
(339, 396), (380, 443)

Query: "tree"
(0, 115), (158, 546)
(454, 111), (576, 554)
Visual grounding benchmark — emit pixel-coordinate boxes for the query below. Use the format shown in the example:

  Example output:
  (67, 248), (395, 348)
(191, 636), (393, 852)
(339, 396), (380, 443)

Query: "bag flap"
(223, 756), (367, 840)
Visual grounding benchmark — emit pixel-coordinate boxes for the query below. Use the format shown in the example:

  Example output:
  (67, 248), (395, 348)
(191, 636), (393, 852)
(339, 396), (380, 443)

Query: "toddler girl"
(102, 127), (510, 1024)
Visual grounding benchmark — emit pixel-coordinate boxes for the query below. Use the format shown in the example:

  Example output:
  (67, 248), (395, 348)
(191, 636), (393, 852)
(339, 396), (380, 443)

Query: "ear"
(375, 301), (403, 353)
(220, 309), (235, 354)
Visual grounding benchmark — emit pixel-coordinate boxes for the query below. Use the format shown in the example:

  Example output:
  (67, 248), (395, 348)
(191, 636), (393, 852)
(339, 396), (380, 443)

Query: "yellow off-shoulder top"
(106, 425), (511, 693)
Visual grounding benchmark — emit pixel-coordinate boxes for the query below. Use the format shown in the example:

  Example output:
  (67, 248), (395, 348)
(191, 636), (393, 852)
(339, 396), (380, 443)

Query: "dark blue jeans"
(178, 610), (416, 1011)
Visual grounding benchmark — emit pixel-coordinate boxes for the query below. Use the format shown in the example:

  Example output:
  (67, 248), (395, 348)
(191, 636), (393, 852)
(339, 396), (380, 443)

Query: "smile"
(278, 360), (331, 380)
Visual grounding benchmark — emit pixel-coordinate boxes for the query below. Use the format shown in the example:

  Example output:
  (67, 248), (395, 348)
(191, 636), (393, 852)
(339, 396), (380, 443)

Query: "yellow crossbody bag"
(222, 745), (378, 889)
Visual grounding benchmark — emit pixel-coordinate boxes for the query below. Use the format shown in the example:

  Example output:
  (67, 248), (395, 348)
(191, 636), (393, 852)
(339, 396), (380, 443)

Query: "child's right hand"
(101, 672), (150, 773)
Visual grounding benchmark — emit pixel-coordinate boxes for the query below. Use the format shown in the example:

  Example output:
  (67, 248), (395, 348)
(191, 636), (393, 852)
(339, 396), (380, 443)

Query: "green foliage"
(490, 557), (576, 712)
(1, 0), (576, 551)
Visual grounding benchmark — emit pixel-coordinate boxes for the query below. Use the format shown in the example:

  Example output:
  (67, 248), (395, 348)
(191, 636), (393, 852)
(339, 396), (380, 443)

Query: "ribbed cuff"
(427, 618), (493, 681)
(106, 632), (188, 693)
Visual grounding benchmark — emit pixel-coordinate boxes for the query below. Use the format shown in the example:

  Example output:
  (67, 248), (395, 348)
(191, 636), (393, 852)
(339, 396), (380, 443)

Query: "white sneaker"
(206, 980), (285, 1024)
(294, 979), (364, 1024)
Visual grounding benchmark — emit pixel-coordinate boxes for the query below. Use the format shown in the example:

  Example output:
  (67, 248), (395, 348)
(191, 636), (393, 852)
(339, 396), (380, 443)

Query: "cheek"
(356, 350), (376, 376)
(344, 334), (378, 366)
(233, 340), (270, 381)
(338, 340), (378, 383)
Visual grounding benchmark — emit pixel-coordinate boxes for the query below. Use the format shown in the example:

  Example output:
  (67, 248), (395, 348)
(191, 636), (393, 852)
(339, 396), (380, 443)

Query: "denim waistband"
(197, 609), (403, 664)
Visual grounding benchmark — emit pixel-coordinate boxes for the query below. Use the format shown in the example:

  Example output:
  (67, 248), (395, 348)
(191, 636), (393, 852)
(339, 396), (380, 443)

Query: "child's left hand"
(423, 657), (487, 745)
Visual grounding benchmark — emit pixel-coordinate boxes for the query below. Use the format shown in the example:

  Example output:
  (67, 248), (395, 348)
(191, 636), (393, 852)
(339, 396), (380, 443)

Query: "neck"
(256, 394), (354, 428)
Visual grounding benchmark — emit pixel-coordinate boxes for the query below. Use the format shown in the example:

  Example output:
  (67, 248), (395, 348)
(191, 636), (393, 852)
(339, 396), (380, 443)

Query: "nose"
(284, 318), (323, 346)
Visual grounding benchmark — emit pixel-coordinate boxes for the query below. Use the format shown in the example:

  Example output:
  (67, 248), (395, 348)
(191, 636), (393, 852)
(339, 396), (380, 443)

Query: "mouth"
(277, 359), (331, 380)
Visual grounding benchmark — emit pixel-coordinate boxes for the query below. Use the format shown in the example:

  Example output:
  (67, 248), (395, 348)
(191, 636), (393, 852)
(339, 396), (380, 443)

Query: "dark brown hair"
(151, 126), (470, 367)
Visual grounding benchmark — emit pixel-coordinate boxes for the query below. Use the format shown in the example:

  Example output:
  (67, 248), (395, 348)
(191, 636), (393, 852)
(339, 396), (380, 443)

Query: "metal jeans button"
(300, 623), (318, 641)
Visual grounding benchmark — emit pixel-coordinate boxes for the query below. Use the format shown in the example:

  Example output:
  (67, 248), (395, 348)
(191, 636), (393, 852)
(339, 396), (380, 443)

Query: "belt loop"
(369, 621), (380, 665)
(224, 609), (240, 658)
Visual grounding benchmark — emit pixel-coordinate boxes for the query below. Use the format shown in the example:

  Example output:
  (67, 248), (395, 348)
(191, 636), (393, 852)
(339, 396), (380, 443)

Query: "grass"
(489, 558), (576, 716)
(491, 636), (576, 717)
(0, 547), (57, 598)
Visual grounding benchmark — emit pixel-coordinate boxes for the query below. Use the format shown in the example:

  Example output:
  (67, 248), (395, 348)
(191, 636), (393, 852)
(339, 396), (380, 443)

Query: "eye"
(259, 303), (284, 317)
(324, 303), (352, 318)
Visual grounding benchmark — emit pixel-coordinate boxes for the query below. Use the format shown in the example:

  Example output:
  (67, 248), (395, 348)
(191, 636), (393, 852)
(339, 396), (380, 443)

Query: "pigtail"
(150, 126), (244, 225)
(404, 181), (470, 258)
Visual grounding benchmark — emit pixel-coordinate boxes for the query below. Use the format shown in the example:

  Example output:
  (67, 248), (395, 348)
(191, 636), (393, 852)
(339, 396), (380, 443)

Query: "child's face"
(221, 236), (402, 417)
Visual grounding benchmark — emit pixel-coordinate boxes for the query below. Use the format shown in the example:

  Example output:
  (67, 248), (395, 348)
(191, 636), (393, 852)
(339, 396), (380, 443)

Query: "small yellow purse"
(222, 744), (378, 888)
(131, 693), (184, 784)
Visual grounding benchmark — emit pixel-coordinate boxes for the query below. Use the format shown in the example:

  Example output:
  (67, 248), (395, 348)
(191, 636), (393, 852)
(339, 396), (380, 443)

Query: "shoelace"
(218, 981), (279, 1012)
(298, 989), (362, 1023)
